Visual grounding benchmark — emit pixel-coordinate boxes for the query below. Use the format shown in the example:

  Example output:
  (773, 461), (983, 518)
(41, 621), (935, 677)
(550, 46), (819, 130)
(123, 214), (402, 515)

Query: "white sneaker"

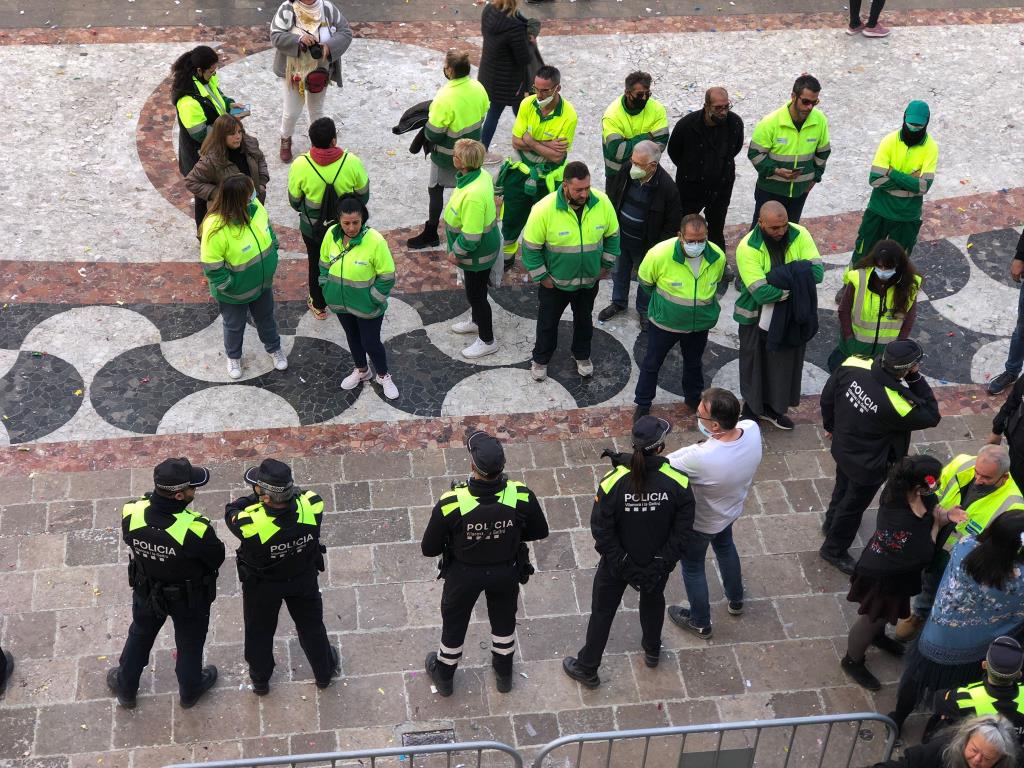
(531, 361), (547, 381)
(341, 368), (372, 390)
(576, 358), (594, 377)
(226, 358), (242, 380)
(462, 338), (498, 359)
(270, 349), (288, 371)
(451, 319), (479, 334)
(377, 373), (400, 400)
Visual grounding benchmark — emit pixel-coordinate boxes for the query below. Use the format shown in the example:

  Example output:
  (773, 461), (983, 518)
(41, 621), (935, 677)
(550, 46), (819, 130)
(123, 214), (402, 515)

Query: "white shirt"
(666, 419), (763, 534)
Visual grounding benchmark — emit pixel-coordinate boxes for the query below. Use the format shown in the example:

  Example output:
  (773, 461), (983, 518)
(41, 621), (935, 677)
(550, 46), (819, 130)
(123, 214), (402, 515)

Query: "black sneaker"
(598, 303), (625, 322)
(250, 677), (270, 696)
(494, 670), (513, 693)
(988, 371), (1018, 396)
(727, 601), (744, 616)
(561, 656), (600, 689)
(106, 667), (137, 710)
(760, 409), (794, 430)
(0, 650), (14, 699)
(872, 633), (905, 657)
(315, 646), (341, 689)
(425, 652), (453, 697)
(841, 655), (881, 691)
(667, 605), (713, 639)
(406, 221), (440, 250)
(819, 547), (856, 576)
(643, 650), (660, 669)
(180, 665), (218, 709)
(633, 405), (651, 423)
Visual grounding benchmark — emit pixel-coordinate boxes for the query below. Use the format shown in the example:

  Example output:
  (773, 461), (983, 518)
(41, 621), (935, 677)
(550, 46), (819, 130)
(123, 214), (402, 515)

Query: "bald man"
(733, 201), (823, 430)
(667, 88), (744, 252)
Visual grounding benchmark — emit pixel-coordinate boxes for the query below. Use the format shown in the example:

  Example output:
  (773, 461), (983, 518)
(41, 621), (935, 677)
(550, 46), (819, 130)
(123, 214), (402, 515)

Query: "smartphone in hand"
(230, 105), (251, 118)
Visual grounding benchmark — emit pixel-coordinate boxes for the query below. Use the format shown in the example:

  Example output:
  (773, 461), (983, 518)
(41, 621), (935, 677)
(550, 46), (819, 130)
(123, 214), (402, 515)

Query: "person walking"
(666, 388), (762, 638)
(226, 459), (339, 694)
(445, 139), (502, 359)
(522, 161), (619, 381)
(478, 0), (531, 150)
(319, 196), (399, 399)
(563, 416), (694, 688)
(270, 0), (353, 163)
(853, 101), (937, 260)
(819, 340), (941, 574)
(847, 0), (892, 37)
(984, 231), (1024, 397)
(287, 117), (370, 320)
(421, 430), (549, 696)
(107, 458), (224, 710)
(633, 215), (726, 419)
(185, 114), (269, 208)
(667, 88), (744, 253)
(200, 175), (288, 380)
(408, 51), (490, 250)
(600, 71), (669, 183)
(839, 455), (945, 691)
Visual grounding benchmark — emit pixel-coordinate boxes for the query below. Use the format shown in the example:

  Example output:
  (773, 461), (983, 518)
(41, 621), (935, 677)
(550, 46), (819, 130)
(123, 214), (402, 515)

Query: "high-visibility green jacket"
(638, 238), (726, 332)
(176, 74), (232, 145)
(733, 223), (823, 324)
(867, 130), (939, 222)
(510, 94), (578, 177)
(748, 103), (831, 198)
(841, 267), (921, 357)
(938, 454), (1024, 551)
(521, 187), (620, 291)
(200, 200), (279, 305)
(424, 76), (490, 171)
(444, 169), (500, 272)
(318, 225), (396, 319)
(287, 151), (370, 238)
(601, 96), (669, 178)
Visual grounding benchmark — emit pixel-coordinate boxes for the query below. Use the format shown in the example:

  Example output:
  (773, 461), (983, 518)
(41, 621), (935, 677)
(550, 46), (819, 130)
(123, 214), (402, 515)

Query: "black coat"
(765, 260), (818, 350)
(607, 165), (683, 254)
(478, 5), (531, 107)
(993, 374), (1024, 487)
(667, 109), (744, 198)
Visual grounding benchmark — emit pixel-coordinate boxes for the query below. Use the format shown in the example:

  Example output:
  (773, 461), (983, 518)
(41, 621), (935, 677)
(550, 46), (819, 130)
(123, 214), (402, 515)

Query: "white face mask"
(629, 164), (648, 180)
(536, 95), (555, 108)
(874, 267), (896, 281)
(683, 241), (705, 258)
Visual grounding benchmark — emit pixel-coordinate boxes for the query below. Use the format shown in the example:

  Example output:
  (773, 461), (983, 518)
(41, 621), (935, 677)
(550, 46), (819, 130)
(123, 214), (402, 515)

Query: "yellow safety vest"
(235, 491), (323, 543)
(845, 267), (921, 348)
(439, 481), (531, 517)
(937, 455), (1024, 550)
(122, 499), (210, 545)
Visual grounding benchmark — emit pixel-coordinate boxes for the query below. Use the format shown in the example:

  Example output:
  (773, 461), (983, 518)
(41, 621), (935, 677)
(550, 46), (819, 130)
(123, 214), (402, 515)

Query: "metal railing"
(170, 741), (523, 768)
(529, 713), (897, 768)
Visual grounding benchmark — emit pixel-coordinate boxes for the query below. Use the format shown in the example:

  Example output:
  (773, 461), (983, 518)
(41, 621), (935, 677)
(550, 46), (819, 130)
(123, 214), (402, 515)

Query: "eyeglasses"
(797, 97), (819, 107)
(630, 90), (652, 98)
(709, 103), (732, 112)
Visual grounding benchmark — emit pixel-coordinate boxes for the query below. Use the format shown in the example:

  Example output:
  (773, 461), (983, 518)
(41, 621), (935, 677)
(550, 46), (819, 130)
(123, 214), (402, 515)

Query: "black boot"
(425, 652), (454, 697)
(494, 668), (513, 693)
(841, 655), (881, 691)
(561, 656), (600, 689)
(315, 646), (341, 689)
(872, 632), (906, 657)
(406, 221), (440, 250)
(180, 665), (218, 709)
(106, 667), (137, 709)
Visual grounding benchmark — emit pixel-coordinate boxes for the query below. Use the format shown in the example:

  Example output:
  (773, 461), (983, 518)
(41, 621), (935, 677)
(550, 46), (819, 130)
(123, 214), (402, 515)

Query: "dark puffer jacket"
(478, 4), (530, 107)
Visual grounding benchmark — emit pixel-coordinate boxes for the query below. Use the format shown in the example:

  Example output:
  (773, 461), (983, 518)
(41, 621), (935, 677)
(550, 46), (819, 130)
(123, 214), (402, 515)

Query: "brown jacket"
(185, 134), (270, 202)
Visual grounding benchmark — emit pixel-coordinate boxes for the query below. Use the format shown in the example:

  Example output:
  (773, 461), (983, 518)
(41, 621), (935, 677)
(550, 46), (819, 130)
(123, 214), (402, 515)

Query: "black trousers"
(193, 197), (208, 235)
(532, 284), (599, 365)
(117, 589), (211, 699)
(464, 268), (494, 343)
(750, 186), (809, 231)
(577, 558), (669, 674)
(242, 573), (334, 685)
(821, 465), (883, 557)
(850, 0), (886, 26)
(679, 186), (733, 252)
(436, 561), (520, 681)
(302, 232), (327, 311)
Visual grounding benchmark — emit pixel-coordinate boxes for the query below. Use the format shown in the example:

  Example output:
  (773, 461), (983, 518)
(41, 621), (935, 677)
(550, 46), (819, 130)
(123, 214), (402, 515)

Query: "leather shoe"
(597, 303), (624, 322)
(106, 667), (136, 709)
(425, 652), (454, 697)
(561, 656), (600, 688)
(180, 665), (217, 709)
(819, 548), (856, 575)
(315, 646), (341, 689)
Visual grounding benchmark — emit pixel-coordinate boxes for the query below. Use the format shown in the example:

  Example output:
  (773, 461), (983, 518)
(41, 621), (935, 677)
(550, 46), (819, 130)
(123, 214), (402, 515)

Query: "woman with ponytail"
(562, 416), (695, 689)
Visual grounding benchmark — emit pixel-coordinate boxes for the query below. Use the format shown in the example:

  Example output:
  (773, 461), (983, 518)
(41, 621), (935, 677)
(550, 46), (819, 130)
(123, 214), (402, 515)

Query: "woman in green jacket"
(445, 139), (501, 359)
(200, 175), (287, 380)
(319, 197), (399, 399)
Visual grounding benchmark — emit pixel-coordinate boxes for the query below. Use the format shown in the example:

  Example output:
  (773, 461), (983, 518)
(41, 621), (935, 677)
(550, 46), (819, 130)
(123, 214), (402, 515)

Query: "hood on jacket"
(482, 3), (528, 35)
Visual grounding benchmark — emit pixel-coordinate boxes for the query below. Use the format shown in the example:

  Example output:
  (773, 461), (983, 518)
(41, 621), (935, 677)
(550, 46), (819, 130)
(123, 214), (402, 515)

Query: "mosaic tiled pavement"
(3, 3), (1024, 767)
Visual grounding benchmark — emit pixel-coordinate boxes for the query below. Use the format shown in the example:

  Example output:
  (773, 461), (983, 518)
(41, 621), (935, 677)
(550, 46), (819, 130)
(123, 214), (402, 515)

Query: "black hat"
(987, 636), (1024, 677)
(466, 430), (505, 476)
(883, 339), (924, 370)
(154, 457), (210, 493)
(244, 459), (294, 494)
(632, 416), (672, 451)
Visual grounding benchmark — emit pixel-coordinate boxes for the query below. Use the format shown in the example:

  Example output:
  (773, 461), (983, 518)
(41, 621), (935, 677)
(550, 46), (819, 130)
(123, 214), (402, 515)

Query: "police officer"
(422, 430), (549, 696)
(225, 459), (338, 695)
(563, 416), (695, 689)
(929, 636), (1024, 744)
(108, 458), (224, 710)
(819, 339), (941, 575)
(0, 643), (13, 698)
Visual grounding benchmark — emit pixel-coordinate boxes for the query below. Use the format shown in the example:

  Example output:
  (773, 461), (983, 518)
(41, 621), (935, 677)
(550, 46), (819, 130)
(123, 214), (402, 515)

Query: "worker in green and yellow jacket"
(747, 74), (830, 228)
(634, 214), (726, 420)
(853, 100), (938, 260)
(319, 196), (399, 400)
(408, 50), (490, 251)
(445, 139), (502, 360)
(200, 175), (286, 381)
(600, 71), (669, 184)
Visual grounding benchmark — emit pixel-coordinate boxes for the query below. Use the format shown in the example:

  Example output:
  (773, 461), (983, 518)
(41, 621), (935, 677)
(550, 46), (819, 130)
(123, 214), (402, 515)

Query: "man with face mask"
(852, 101), (938, 261)
(633, 214), (725, 420)
(601, 71), (669, 184)
(819, 340), (941, 575)
(600, 140), (682, 330)
(667, 87), (745, 252)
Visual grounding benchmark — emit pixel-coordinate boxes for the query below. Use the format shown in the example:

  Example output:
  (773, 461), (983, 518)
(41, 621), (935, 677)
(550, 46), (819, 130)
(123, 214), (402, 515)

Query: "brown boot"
(894, 614), (925, 642)
(279, 136), (293, 163)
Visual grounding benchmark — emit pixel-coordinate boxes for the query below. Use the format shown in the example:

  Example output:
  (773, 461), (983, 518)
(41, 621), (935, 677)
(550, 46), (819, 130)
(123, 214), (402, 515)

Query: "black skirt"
(846, 569), (921, 624)
(899, 640), (985, 711)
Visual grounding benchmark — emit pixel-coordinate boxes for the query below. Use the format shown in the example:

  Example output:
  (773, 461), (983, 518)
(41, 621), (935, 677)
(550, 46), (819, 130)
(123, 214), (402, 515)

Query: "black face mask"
(901, 123), (927, 147)
(626, 94), (649, 111)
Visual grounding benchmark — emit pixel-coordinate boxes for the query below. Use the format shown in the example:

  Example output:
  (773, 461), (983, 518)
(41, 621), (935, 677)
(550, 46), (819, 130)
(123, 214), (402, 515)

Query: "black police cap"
(466, 430), (505, 475)
(244, 459), (294, 494)
(154, 457), (210, 493)
(988, 636), (1024, 677)
(632, 416), (672, 451)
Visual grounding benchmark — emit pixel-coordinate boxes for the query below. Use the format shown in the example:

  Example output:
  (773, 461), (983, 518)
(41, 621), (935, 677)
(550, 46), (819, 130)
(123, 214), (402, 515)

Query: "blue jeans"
(218, 289), (281, 360)
(337, 312), (388, 375)
(1004, 283), (1024, 375)
(610, 246), (650, 315)
(634, 324), (709, 408)
(679, 523), (744, 629)
(481, 102), (511, 150)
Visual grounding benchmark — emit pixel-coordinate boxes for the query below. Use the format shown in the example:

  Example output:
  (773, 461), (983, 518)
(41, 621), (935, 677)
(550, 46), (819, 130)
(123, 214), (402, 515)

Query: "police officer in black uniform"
(0, 643), (13, 699)
(225, 459), (339, 695)
(108, 457), (224, 709)
(422, 430), (549, 697)
(563, 416), (695, 688)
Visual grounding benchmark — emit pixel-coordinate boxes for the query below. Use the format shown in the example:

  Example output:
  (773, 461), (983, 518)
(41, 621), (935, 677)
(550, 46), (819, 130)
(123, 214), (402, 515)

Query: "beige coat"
(185, 134), (270, 202)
